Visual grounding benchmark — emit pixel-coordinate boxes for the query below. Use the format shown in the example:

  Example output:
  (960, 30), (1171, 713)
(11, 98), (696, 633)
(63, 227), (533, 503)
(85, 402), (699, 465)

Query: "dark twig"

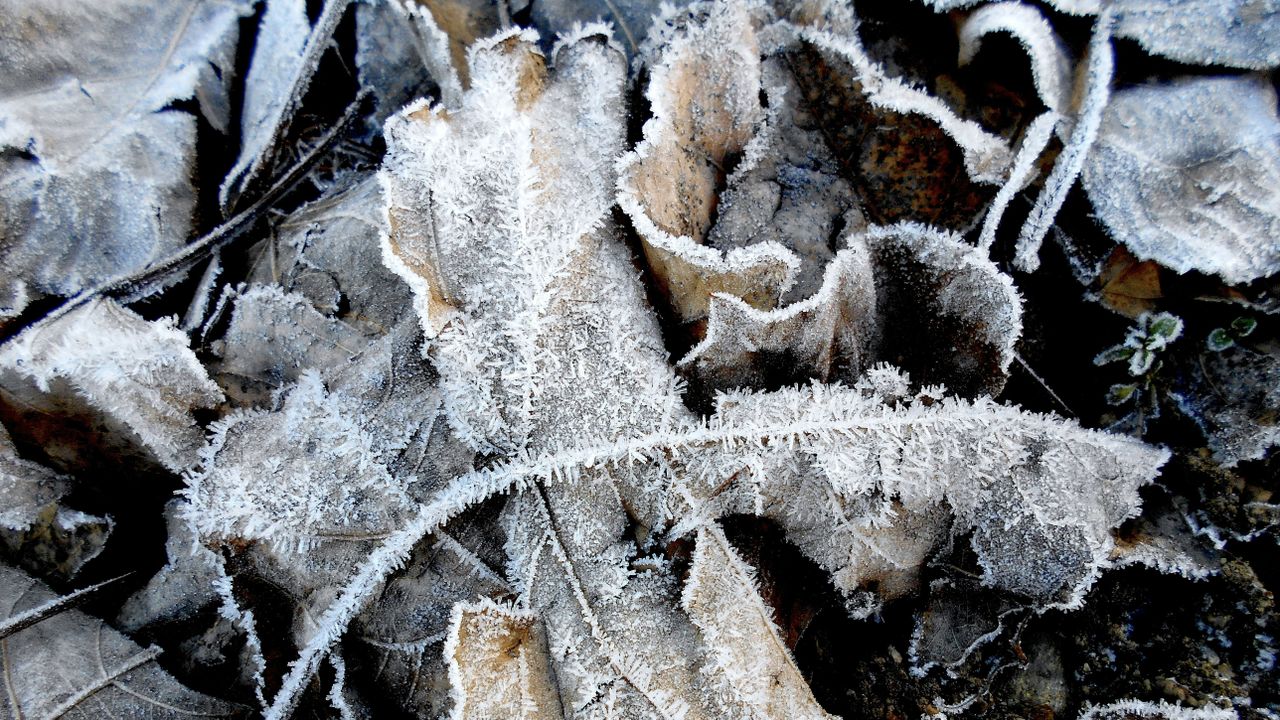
(0, 89), (370, 349)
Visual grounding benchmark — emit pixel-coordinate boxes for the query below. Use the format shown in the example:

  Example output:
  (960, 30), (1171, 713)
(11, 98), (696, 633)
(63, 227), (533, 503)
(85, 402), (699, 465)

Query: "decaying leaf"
(929, 0), (1279, 72)
(1171, 345), (1280, 467)
(682, 525), (836, 720)
(618, 0), (1014, 328)
(0, 298), (223, 474)
(246, 175), (414, 333)
(117, 499), (224, 633)
(212, 284), (371, 405)
(689, 375), (1169, 605)
(241, 18), (1177, 715)
(616, 1), (797, 328)
(1082, 75), (1280, 286)
(0, 423), (70, 532)
(1098, 247), (1164, 319)
(0, 562), (249, 718)
(0, 0), (251, 320)
(356, 0), (463, 132)
(444, 598), (563, 720)
(380, 24), (640, 453)
(958, 2), (1072, 116)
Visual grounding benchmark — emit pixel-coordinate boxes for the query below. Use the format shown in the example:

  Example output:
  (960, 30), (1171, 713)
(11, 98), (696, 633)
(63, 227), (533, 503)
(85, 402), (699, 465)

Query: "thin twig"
(0, 573), (131, 640)
(1014, 353), (1076, 418)
(0, 90), (370, 349)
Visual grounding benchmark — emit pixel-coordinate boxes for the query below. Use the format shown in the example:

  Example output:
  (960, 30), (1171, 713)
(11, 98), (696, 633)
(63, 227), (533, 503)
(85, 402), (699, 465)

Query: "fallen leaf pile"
(0, 0), (1277, 718)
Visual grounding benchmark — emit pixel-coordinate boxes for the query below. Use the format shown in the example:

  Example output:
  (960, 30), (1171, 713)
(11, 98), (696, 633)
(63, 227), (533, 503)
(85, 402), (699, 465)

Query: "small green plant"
(1206, 316), (1257, 352)
(1095, 312), (1183, 418)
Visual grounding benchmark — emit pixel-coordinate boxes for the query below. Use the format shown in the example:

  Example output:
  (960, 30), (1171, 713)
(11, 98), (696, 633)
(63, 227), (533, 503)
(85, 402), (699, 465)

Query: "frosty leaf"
(248, 175), (415, 334)
(1110, 495), (1219, 581)
(679, 246), (877, 393)
(117, 499), (223, 633)
(0, 563), (248, 718)
(444, 598), (563, 720)
(0, 426), (108, 584)
(1081, 75), (1280, 285)
(188, 361), (460, 559)
(795, 25), (1013, 186)
(930, 0), (1279, 71)
(958, 2), (1072, 115)
(0, 423), (70, 532)
(411, 0), (503, 86)
(346, 508), (509, 717)
(694, 377), (1170, 604)
(220, 0), (351, 208)
(682, 524), (835, 720)
(1171, 346), (1280, 467)
(528, 0), (656, 58)
(619, 1), (1014, 328)
(1110, 0), (1280, 71)
(0, 298), (223, 474)
(212, 284), (370, 405)
(380, 26), (635, 453)
(860, 223), (1022, 398)
(0, 0), (251, 319)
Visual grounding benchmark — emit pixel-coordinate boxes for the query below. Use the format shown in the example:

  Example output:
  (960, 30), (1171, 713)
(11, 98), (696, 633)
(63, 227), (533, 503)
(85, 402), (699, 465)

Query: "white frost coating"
(958, 2), (1073, 115)
(212, 570), (269, 708)
(0, 299), (223, 473)
(0, 0), (251, 316)
(186, 371), (419, 555)
(797, 26), (1014, 184)
(699, 376), (1169, 605)
(1079, 699), (1238, 720)
(220, 0), (351, 208)
(1015, 7), (1114, 273)
(384, 0), (464, 109)
(260, 367), (1171, 715)
(327, 653), (358, 720)
(1081, 75), (1280, 285)
(978, 111), (1060, 252)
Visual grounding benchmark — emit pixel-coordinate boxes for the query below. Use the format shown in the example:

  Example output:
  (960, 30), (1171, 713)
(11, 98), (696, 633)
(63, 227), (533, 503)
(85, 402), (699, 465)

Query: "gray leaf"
(1082, 75), (1280, 286)
(0, 563), (247, 718)
(0, 0), (251, 319)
